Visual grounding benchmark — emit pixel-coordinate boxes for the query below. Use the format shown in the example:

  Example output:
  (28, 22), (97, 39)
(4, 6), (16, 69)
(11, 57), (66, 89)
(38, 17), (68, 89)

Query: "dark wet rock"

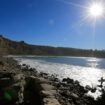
(70, 93), (79, 99)
(50, 77), (59, 82)
(85, 85), (92, 91)
(24, 77), (43, 105)
(62, 78), (74, 84)
(22, 64), (26, 66)
(29, 67), (36, 71)
(54, 77), (97, 105)
(16, 64), (21, 69)
(39, 72), (49, 78)
(0, 73), (18, 105)
(91, 88), (96, 93)
(0, 61), (4, 66)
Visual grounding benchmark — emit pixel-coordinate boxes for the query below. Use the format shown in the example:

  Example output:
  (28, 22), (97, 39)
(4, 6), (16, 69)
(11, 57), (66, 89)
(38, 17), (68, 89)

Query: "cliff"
(0, 35), (105, 57)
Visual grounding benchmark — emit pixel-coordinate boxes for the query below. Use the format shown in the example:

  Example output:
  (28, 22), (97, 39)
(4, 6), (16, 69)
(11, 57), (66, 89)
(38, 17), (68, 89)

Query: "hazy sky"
(0, 0), (105, 49)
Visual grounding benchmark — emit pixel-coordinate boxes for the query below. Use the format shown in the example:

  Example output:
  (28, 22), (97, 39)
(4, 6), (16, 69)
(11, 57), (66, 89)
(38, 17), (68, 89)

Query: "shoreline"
(0, 56), (105, 105)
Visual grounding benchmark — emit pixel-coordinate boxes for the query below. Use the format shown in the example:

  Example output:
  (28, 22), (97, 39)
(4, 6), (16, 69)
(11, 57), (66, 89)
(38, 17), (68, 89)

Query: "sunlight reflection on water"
(86, 57), (100, 68)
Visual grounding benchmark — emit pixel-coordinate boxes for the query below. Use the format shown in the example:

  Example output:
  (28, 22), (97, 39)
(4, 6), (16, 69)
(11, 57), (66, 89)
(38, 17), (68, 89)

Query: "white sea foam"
(15, 57), (105, 86)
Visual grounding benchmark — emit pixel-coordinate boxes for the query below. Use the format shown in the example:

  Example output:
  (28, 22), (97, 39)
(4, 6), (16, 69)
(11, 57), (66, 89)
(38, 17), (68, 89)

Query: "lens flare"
(88, 2), (104, 19)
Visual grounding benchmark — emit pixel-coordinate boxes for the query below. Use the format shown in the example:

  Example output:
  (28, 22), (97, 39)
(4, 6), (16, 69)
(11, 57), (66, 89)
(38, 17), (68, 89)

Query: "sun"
(88, 2), (104, 19)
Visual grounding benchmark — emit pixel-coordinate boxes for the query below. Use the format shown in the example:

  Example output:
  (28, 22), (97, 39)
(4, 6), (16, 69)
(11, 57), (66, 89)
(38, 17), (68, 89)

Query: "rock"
(24, 77), (43, 105)
(0, 73), (18, 104)
(62, 78), (74, 84)
(74, 80), (80, 85)
(30, 76), (52, 84)
(70, 93), (79, 99)
(60, 91), (69, 98)
(22, 64), (26, 66)
(91, 88), (96, 93)
(40, 72), (48, 77)
(41, 83), (55, 91)
(0, 61), (4, 66)
(62, 78), (68, 82)
(85, 85), (92, 91)
(41, 90), (56, 98)
(43, 98), (61, 105)
(13, 74), (25, 82)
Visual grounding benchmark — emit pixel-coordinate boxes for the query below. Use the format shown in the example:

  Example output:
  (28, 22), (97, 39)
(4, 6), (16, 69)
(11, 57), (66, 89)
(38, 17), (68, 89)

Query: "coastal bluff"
(0, 35), (105, 58)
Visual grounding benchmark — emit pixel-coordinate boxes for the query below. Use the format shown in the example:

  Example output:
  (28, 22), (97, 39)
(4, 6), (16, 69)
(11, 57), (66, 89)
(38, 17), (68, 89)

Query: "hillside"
(0, 35), (105, 57)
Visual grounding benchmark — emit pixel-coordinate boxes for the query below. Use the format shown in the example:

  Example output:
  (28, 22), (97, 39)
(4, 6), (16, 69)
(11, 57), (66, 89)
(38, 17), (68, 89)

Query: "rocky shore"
(0, 56), (105, 105)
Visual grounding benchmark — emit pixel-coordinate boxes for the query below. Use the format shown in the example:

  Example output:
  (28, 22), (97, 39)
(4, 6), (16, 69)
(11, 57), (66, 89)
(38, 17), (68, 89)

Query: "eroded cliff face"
(0, 36), (31, 55)
(0, 36), (8, 55)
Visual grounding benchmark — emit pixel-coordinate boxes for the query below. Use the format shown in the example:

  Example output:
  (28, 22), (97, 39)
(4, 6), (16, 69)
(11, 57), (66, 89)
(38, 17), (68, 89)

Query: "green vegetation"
(0, 35), (105, 58)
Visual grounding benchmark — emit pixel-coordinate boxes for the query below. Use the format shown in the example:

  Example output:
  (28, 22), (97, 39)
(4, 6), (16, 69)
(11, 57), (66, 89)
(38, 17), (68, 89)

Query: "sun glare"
(88, 2), (104, 19)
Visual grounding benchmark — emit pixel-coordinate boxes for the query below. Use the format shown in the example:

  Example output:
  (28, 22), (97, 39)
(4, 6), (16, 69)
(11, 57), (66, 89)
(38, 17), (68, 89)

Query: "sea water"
(12, 56), (105, 99)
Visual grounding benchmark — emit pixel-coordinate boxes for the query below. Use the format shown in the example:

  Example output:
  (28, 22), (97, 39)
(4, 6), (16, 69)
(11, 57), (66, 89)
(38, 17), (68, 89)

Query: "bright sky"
(0, 0), (105, 49)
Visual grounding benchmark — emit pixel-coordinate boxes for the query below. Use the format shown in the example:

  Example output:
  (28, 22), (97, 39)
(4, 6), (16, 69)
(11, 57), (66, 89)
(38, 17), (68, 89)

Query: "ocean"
(12, 56), (105, 99)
